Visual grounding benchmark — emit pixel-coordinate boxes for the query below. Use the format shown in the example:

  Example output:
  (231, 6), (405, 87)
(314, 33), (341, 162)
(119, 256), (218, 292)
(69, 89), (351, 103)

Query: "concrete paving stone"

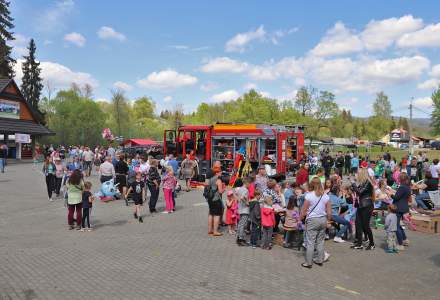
(1, 163), (440, 299)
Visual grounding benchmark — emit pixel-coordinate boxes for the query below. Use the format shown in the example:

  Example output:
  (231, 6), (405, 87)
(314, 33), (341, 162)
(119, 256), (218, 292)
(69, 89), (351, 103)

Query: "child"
(249, 189), (262, 248)
(236, 177), (250, 246)
(225, 190), (238, 235)
(162, 167), (177, 213)
(261, 196), (275, 250)
(385, 204), (398, 253)
(81, 181), (94, 232)
(283, 195), (302, 248)
(125, 172), (145, 223)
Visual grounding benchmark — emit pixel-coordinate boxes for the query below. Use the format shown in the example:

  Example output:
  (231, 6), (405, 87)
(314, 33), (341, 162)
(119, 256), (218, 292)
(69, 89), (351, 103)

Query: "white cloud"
(200, 82), (218, 92)
(97, 26), (126, 41)
(96, 97), (110, 103)
(225, 25), (266, 53)
(430, 64), (440, 78)
(397, 23), (440, 48)
(169, 45), (189, 50)
(417, 78), (440, 90)
(64, 32), (86, 47)
(311, 22), (363, 56)
(361, 15), (423, 50)
(211, 89), (240, 103)
(10, 33), (28, 57)
(243, 83), (258, 90)
(163, 96), (173, 103)
(36, 0), (74, 33)
(413, 97), (433, 109)
(113, 81), (133, 92)
(14, 59), (98, 89)
(137, 69), (198, 90)
(200, 57), (249, 73)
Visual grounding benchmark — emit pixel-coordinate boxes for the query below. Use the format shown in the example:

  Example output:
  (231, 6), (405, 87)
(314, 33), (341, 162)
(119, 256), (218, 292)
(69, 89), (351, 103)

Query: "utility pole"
(408, 97), (414, 155)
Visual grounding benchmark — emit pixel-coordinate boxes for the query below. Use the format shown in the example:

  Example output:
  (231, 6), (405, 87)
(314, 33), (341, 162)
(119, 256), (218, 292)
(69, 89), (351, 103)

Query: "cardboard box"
(412, 215), (440, 234)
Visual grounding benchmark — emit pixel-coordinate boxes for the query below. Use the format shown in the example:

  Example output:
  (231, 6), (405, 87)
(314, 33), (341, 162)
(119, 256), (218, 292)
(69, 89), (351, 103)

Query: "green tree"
(111, 89), (130, 137)
(373, 91), (392, 118)
(0, 0), (15, 78)
(294, 86), (315, 116)
(21, 39), (43, 110)
(431, 86), (440, 135)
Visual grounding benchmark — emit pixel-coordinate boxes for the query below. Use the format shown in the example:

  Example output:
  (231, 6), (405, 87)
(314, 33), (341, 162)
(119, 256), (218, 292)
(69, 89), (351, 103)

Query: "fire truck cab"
(164, 123), (305, 179)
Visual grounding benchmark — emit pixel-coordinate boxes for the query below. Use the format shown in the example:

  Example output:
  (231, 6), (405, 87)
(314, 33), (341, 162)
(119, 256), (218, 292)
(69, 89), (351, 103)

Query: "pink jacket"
(162, 174), (177, 190)
(261, 205), (275, 227)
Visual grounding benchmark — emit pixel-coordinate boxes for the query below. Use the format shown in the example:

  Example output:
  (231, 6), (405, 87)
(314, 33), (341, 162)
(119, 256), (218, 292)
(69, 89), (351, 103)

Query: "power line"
(412, 106), (431, 116)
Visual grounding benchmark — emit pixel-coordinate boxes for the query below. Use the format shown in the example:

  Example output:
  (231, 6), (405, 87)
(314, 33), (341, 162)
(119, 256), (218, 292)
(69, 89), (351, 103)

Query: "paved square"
(0, 163), (439, 300)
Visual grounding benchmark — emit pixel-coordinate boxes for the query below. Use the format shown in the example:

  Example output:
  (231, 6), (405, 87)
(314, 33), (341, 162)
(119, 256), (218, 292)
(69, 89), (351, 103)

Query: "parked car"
(399, 144), (409, 150)
(431, 141), (440, 150)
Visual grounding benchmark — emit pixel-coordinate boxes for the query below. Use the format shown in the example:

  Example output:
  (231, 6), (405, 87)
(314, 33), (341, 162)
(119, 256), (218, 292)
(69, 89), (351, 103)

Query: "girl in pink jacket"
(261, 196), (275, 250)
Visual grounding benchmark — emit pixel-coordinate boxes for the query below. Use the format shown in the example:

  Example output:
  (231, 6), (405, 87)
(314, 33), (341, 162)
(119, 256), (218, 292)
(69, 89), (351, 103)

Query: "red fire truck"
(163, 123), (305, 179)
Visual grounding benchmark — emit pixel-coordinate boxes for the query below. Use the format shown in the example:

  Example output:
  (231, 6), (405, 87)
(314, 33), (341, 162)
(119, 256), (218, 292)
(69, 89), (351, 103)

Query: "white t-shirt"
(83, 150), (94, 162)
(430, 164), (440, 179)
(368, 167), (375, 178)
(305, 191), (329, 219)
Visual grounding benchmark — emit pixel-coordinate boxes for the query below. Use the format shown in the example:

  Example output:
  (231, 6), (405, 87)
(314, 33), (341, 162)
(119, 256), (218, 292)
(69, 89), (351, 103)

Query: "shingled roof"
(0, 117), (54, 135)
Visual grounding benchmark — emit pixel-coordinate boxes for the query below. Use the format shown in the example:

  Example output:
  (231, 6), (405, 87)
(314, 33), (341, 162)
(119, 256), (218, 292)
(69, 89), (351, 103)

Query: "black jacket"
(336, 156), (344, 168)
(249, 200), (261, 225)
(392, 184), (411, 214)
(357, 181), (374, 208)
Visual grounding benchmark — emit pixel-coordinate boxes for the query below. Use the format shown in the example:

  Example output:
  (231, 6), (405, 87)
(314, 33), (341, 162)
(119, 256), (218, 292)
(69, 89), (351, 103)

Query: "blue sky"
(10, 0), (440, 118)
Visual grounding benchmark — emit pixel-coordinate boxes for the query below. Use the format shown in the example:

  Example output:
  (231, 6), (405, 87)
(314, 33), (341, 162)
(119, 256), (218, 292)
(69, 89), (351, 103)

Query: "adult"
(335, 151), (345, 177)
(351, 168), (375, 250)
(99, 156), (115, 183)
(167, 154), (179, 175)
(181, 154), (195, 192)
(107, 145), (116, 161)
(429, 159), (440, 184)
(207, 166), (225, 236)
(300, 177), (331, 268)
(296, 163), (309, 187)
(147, 159), (161, 213)
(392, 173), (411, 250)
(322, 154), (334, 179)
(350, 155), (359, 175)
(255, 166), (268, 191)
(0, 144), (7, 173)
(66, 169), (84, 230)
(344, 151), (351, 175)
(206, 160), (221, 179)
(54, 157), (65, 197)
(115, 153), (129, 197)
(42, 157), (56, 201)
(82, 146), (94, 177)
(415, 171), (438, 210)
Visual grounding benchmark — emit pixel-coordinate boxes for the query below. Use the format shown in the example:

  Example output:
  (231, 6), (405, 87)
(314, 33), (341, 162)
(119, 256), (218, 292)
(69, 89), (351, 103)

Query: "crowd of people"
(40, 144), (185, 228)
(205, 149), (439, 268)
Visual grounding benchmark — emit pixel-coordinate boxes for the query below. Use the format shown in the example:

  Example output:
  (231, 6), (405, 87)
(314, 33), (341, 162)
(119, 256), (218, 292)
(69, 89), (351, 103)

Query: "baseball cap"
(360, 161), (369, 168)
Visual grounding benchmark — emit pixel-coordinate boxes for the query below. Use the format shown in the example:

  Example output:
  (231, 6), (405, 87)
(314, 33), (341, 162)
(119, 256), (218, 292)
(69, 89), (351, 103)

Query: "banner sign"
(0, 99), (20, 119)
(15, 133), (31, 143)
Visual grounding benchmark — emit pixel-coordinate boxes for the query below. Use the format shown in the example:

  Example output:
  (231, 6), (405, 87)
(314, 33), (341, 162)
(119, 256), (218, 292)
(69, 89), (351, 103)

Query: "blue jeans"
(332, 214), (351, 238)
(396, 212), (407, 245)
(415, 192), (429, 210)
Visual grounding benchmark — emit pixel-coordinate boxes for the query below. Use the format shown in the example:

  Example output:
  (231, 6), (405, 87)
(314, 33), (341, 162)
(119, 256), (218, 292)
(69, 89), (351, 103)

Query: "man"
(0, 144), (7, 173)
(82, 147), (94, 177)
(255, 166), (268, 191)
(335, 151), (345, 177)
(167, 154), (179, 175)
(344, 151), (351, 175)
(322, 153), (334, 179)
(107, 145), (116, 161)
(99, 156), (115, 183)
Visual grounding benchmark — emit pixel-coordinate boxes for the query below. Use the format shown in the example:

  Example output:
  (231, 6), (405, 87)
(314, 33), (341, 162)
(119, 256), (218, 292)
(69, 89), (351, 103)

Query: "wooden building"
(0, 78), (53, 159)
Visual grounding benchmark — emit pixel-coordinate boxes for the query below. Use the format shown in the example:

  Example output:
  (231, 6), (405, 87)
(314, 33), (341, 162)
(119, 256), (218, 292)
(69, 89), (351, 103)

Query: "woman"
(415, 171), (437, 210)
(181, 154), (195, 192)
(392, 173), (411, 250)
(42, 157), (56, 201)
(296, 163), (309, 187)
(351, 168), (375, 250)
(67, 169), (84, 230)
(207, 166), (225, 236)
(300, 177), (331, 268)
(147, 159), (161, 213)
(115, 153), (129, 197)
(54, 157), (65, 197)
